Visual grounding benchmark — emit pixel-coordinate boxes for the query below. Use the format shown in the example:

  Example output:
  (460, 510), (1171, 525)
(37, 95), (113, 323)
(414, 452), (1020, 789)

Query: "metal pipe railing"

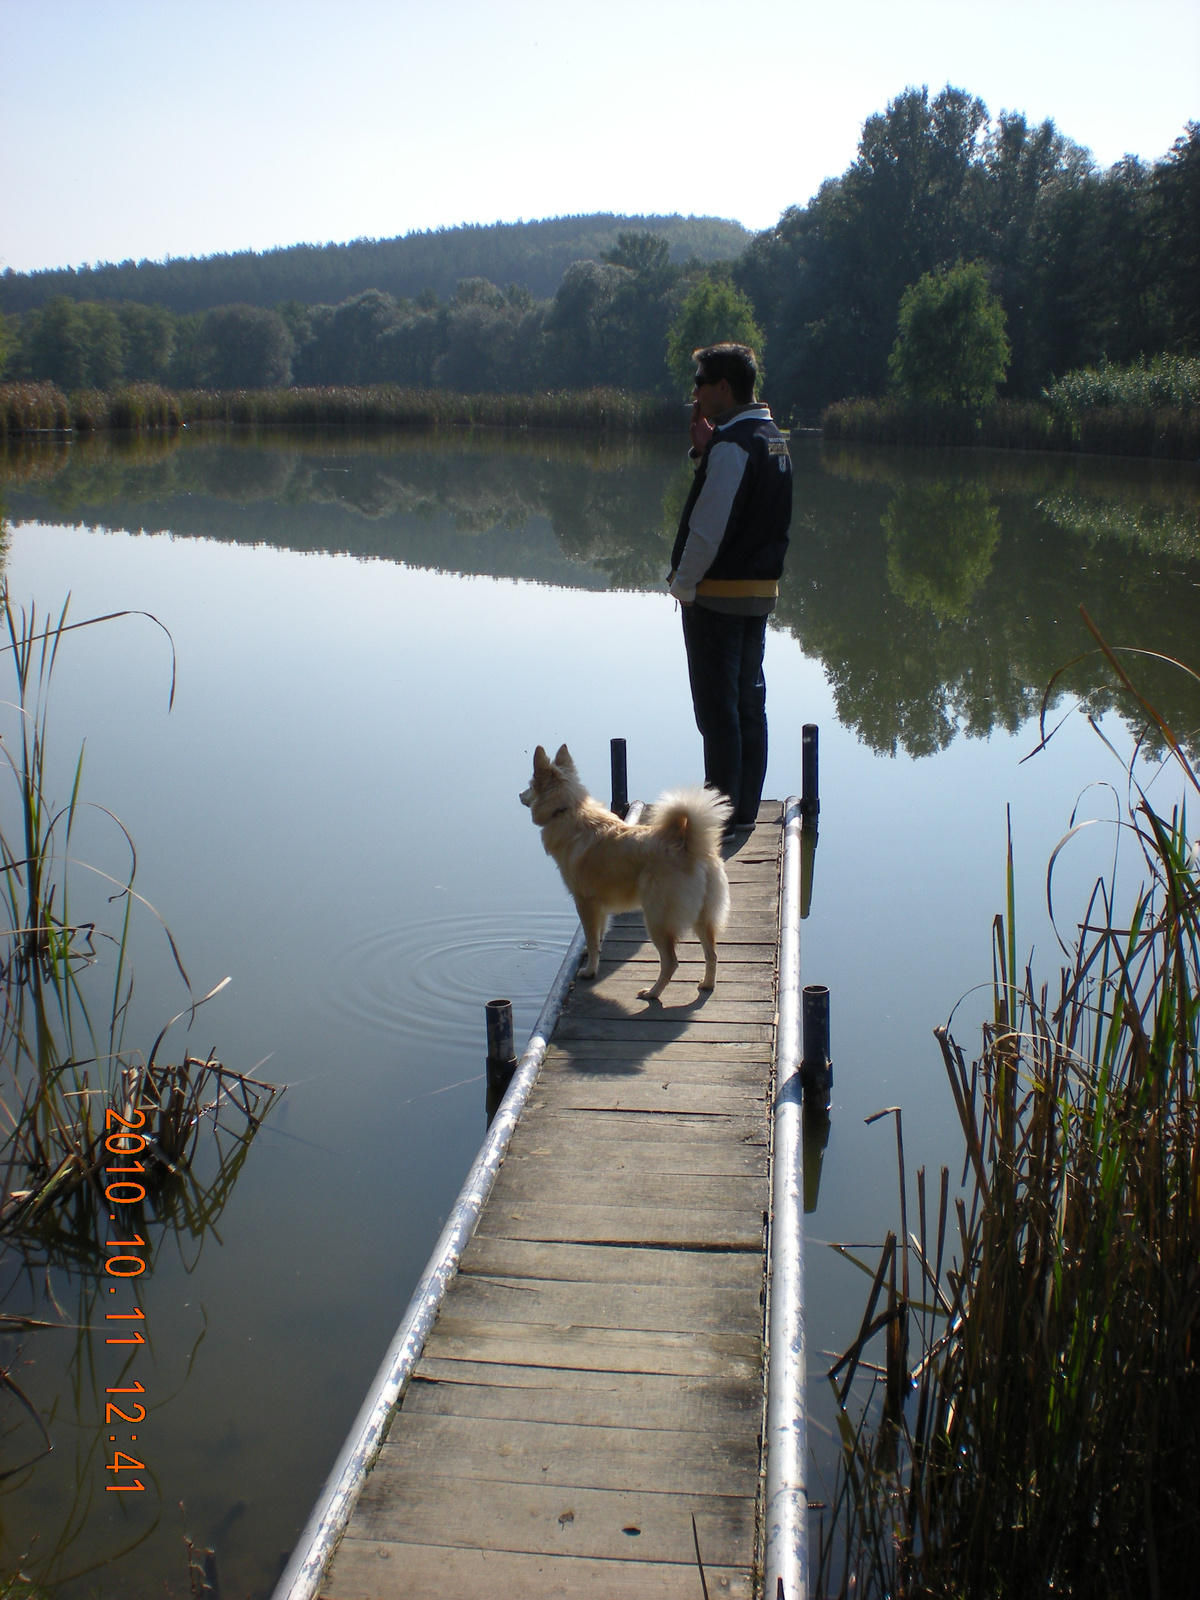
(763, 795), (808, 1600)
(272, 800), (644, 1600)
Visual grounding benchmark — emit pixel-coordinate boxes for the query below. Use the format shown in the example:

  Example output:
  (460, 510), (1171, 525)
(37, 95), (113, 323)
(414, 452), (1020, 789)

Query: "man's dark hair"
(693, 343), (758, 403)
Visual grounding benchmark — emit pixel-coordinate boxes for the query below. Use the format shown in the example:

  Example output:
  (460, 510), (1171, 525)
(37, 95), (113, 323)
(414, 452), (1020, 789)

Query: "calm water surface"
(1, 428), (1197, 1594)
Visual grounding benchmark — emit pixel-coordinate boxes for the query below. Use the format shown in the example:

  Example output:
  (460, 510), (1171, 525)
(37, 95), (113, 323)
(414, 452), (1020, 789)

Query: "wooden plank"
(500, 1136), (767, 1178)
(544, 1039), (772, 1062)
(566, 994), (778, 1021)
(412, 1357), (758, 1406)
(526, 1083), (764, 1116)
(536, 1059), (768, 1089)
(405, 1368), (760, 1433)
(438, 1274), (763, 1337)
(553, 1017), (774, 1043)
(493, 1168), (765, 1216)
(420, 1318), (761, 1379)
(507, 1107), (768, 1147)
(456, 1237), (764, 1288)
(476, 1200), (763, 1248)
(347, 1473), (756, 1568)
(575, 984), (775, 1010)
(598, 941), (775, 956)
(323, 1539), (753, 1600)
(369, 1412), (758, 1497)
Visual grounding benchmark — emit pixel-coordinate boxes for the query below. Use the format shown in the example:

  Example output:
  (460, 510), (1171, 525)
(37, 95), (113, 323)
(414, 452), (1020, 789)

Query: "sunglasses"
(693, 374), (717, 389)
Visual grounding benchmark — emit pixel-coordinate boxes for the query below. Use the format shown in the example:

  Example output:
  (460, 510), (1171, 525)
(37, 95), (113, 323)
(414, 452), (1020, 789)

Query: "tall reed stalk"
(819, 615), (1200, 1597)
(0, 589), (279, 1246)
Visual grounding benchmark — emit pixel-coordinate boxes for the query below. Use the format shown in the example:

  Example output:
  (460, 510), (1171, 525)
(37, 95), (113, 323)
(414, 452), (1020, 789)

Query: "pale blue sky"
(2, 0), (1196, 273)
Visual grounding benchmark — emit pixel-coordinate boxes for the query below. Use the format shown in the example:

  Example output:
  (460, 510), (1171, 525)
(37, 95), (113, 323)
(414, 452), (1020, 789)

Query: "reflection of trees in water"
(5, 432), (1200, 759)
(1037, 488), (1200, 559)
(777, 451), (1200, 758)
(1, 429), (683, 593)
(882, 482), (1000, 621)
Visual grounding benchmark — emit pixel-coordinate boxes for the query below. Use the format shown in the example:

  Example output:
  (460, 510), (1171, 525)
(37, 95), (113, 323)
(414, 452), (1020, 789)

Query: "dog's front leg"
(576, 898), (605, 978)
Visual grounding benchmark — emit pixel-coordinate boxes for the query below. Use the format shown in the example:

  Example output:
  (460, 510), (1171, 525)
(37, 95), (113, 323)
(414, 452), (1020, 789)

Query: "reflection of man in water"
(668, 343), (792, 833)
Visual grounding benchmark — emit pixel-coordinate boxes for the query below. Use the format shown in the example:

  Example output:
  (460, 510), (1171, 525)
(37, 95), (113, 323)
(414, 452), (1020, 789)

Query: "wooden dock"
(320, 801), (785, 1599)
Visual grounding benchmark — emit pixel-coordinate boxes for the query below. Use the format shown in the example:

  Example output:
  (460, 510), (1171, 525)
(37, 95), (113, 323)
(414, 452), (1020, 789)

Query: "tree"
(27, 296), (123, 389)
(193, 304), (293, 389)
(666, 278), (764, 395)
(1153, 121), (1200, 350)
(117, 301), (175, 381)
(888, 261), (1010, 408)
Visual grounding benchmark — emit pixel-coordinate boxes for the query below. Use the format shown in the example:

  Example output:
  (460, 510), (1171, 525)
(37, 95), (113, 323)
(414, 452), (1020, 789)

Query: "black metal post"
(800, 724), (819, 826)
(610, 737), (628, 818)
(484, 999), (518, 1126)
(800, 983), (832, 1111)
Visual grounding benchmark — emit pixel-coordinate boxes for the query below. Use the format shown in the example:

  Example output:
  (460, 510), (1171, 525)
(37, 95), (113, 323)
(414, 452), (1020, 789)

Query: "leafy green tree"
(28, 296), (122, 389)
(292, 290), (404, 385)
(543, 261), (629, 388)
(168, 312), (205, 385)
(193, 304), (293, 388)
(1153, 121), (1200, 350)
(601, 231), (672, 277)
(666, 278), (764, 395)
(888, 261), (1010, 408)
(117, 301), (175, 381)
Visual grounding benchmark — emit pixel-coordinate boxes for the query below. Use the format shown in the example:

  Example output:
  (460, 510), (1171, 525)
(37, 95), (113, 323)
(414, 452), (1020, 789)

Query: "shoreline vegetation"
(0, 381), (682, 439)
(824, 353), (1200, 461)
(4, 377), (1198, 460)
(822, 396), (1200, 460)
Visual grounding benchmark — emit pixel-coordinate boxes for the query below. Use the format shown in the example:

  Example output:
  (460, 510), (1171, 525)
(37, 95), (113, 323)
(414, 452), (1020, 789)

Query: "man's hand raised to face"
(689, 399), (716, 455)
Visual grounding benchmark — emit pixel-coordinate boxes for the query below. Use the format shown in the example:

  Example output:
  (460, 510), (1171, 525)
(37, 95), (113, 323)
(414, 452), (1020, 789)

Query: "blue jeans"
(681, 605), (768, 825)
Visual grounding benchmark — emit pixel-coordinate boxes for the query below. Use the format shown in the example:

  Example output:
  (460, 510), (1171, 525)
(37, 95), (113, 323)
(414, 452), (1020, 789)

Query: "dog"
(520, 744), (732, 1000)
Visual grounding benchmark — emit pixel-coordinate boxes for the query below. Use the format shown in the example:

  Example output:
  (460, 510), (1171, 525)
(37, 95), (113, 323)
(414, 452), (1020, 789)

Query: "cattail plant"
(819, 609), (1200, 1596)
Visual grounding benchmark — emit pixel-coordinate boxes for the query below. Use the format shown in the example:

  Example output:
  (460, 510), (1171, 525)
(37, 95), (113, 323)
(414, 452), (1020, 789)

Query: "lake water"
(1, 427), (1197, 1595)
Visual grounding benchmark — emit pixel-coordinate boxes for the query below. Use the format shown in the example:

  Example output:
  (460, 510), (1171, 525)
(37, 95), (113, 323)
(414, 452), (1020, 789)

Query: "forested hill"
(0, 213), (751, 315)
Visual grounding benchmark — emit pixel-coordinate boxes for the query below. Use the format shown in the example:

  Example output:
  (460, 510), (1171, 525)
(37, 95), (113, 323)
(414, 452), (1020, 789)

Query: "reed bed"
(0, 590), (279, 1251)
(1045, 354), (1200, 416)
(821, 395), (1200, 459)
(818, 615), (1200, 1597)
(0, 383), (71, 437)
(0, 381), (680, 438)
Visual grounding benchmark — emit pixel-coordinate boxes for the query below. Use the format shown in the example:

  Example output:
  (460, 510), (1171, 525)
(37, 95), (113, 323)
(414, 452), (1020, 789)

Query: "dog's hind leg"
(639, 924), (678, 1001)
(576, 898), (606, 979)
(697, 919), (719, 992)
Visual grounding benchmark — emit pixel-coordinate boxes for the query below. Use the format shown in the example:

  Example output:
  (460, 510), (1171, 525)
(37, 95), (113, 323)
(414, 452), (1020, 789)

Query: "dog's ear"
(533, 745), (550, 771)
(554, 743), (574, 771)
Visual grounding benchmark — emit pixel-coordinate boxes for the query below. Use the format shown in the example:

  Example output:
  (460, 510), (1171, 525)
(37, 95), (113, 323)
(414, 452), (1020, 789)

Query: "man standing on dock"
(668, 342), (792, 834)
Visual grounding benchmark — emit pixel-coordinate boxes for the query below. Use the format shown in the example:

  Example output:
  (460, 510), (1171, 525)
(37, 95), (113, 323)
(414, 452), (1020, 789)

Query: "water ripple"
(327, 909), (578, 1051)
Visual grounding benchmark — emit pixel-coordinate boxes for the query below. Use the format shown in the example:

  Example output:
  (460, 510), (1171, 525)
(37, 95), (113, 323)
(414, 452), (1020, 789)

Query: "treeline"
(0, 236), (748, 396)
(737, 88), (1199, 418)
(0, 214), (749, 316)
(1, 89), (1195, 420)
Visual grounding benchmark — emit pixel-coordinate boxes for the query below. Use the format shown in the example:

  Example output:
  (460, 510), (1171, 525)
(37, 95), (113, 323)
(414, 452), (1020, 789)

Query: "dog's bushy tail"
(649, 786), (733, 859)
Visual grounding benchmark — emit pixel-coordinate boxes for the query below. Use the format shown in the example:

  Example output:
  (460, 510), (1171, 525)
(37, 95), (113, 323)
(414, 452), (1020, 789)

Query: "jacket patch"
(767, 438), (790, 456)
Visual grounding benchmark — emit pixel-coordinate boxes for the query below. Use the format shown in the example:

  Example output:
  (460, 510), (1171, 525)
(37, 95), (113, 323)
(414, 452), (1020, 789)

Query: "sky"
(2, 0), (1197, 275)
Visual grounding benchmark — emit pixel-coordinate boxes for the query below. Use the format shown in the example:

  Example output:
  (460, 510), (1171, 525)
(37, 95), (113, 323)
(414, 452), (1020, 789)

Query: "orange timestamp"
(103, 1103), (152, 1493)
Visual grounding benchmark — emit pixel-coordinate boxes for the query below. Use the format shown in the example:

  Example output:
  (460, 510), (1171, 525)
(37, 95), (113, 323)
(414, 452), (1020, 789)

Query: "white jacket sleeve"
(669, 440), (749, 602)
